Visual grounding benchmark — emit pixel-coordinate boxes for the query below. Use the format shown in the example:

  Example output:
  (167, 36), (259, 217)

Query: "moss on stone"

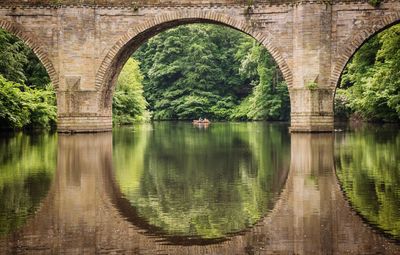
(368, 0), (382, 8)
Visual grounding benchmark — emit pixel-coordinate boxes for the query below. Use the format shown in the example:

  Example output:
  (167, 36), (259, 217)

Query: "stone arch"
(95, 10), (293, 110)
(330, 12), (400, 89)
(0, 19), (59, 89)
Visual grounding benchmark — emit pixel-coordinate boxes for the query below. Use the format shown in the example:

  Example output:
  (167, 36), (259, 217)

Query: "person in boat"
(193, 117), (210, 124)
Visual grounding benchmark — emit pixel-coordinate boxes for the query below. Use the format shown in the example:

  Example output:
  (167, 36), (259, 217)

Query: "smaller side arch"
(330, 11), (400, 89)
(95, 10), (293, 110)
(0, 19), (59, 89)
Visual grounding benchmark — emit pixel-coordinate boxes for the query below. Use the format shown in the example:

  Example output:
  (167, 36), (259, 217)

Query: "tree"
(134, 24), (290, 121)
(336, 24), (400, 122)
(113, 58), (149, 124)
(134, 24), (251, 120)
(0, 28), (55, 130)
(232, 42), (290, 121)
(0, 29), (50, 88)
(0, 75), (56, 129)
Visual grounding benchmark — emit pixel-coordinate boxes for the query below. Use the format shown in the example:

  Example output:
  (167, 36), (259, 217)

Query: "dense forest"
(0, 29), (55, 129)
(0, 23), (399, 129)
(133, 24), (289, 122)
(336, 23), (400, 122)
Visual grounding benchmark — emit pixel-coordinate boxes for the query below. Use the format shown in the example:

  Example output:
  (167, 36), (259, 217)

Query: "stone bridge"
(1, 133), (399, 254)
(0, 0), (399, 132)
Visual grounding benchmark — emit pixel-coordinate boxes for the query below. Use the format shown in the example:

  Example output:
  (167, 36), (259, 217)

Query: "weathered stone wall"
(0, 0), (399, 132)
(331, 1), (400, 88)
(0, 0), (388, 7)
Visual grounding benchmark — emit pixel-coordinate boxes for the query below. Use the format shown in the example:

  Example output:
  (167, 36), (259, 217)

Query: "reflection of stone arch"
(104, 157), (290, 245)
(95, 10), (293, 109)
(330, 12), (400, 89)
(4, 134), (400, 254)
(0, 19), (59, 89)
(334, 155), (400, 244)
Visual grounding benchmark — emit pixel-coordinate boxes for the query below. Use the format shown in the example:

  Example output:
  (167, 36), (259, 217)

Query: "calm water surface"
(0, 122), (398, 254)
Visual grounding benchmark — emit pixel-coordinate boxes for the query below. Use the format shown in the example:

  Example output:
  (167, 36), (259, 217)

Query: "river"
(0, 122), (399, 254)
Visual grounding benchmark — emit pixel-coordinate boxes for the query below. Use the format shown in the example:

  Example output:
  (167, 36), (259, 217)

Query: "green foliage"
(337, 24), (400, 122)
(134, 24), (245, 120)
(0, 29), (50, 88)
(368, 0), (382, 7)
(0, 75), (56, 129)
(113, 122), (290, 239)
(231, 42), (290, 121)
(0, 133), (56, 236)
(134, 24), (289, 121)
(334, 89), (352, 119)
(0, 28), (55, 130)
(113, 58), (149, 125)
(50, 0), (62, 6)
(306, 81), (318, 90)
(336, 126), (400, 239)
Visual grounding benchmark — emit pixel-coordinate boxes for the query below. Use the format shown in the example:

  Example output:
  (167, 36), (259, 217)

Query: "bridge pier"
(58, 115), (112, 133)
(289, 2), (334, 133)
(57, 89), (112, 133)
(289, 88), (334, 133)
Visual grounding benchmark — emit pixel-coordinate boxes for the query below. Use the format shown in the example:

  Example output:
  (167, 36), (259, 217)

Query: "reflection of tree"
(335, 127), (400, 239)
(113, 122), (290, 239)
(113, 125), (151, 194)
(0, 133), (56, 235)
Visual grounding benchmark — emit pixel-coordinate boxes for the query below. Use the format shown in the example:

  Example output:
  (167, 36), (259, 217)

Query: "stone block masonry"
(0, 0), (399, 132)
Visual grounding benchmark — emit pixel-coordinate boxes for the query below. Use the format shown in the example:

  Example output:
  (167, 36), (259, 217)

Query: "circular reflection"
(112, 122), (290, 242)
(0, 132), (56, 236)
(335, 125), (400, 241)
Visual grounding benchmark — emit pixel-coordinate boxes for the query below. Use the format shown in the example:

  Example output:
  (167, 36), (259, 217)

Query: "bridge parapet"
(0, 0), (387, 8)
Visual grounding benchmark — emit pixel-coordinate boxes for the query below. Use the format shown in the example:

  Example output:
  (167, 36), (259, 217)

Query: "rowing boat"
(192, 120), (211, 124)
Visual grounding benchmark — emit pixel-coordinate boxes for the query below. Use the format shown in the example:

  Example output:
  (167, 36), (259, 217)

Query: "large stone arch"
(0, 19), (59, 89)
(95, 10), (293, 111)
(330, 12), (400, 89)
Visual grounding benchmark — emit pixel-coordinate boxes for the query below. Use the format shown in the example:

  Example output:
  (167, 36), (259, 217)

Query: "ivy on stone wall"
(368, 0), (382, 8)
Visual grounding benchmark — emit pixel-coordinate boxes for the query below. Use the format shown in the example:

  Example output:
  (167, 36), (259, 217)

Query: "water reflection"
(112, 123), (290, 242)
(0, 124), (398, 254)
(0, 133), (56, 236)
(335, 124), (400, 241)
